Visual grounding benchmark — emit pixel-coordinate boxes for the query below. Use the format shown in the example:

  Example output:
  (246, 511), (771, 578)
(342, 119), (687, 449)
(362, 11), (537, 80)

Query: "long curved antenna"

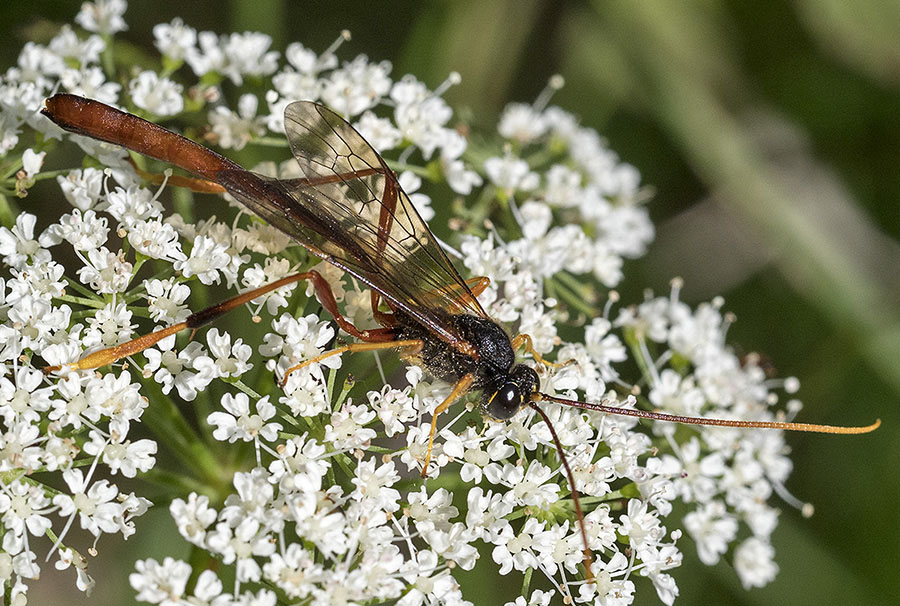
(536, 393), (881, 434)
(527, 401), (595, 584)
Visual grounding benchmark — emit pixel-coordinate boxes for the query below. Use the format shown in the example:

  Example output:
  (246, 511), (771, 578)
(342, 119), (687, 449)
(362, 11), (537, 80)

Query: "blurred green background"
(4, 1), (898, 604)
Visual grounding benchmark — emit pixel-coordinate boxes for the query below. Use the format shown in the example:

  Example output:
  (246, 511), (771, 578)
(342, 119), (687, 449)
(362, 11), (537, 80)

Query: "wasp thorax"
(483, 364), (539, 420)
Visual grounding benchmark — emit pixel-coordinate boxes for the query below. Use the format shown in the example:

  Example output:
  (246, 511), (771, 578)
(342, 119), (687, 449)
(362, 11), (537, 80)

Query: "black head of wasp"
(40, 93), (880, 583)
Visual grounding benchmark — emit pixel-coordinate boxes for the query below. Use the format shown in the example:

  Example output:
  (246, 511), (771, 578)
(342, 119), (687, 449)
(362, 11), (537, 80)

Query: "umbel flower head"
(0, 2), (871, 605)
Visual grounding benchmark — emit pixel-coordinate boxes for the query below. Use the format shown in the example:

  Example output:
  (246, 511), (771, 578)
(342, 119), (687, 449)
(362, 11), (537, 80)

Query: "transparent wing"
(217, 101), (487, 350)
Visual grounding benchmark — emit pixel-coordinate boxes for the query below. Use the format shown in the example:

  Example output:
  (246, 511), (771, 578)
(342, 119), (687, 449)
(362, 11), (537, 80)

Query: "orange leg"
(129, 155), (381, 196)
(511, 333), (565, 368)
(464, 276), (491, 298)
(281, 338), (422, 387)
(421, 373), (475, 477)
(126, 157), (227, 194)
(369, 290), (396, 328)
(44, 270), (385, 374)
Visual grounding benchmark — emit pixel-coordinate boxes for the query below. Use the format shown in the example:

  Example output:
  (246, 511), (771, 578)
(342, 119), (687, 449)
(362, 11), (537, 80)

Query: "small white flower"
(193, 328), (253, 381)
(263, 313), (339, 392)
(683, 501), (737, 565)
(205, 517), (274, 582)
(43, 209), (109, 252)
(174, 235), (231, 285)
(75, 0), (128, 35)
(129, 557), (191, 605)
(153, 18), (197, 62)
(485, 152), (539, 194)
(208, 393), (282, 444)
(0, 367), (52, 426)
(170, 493), (217, 546)
(82, 371), (147, 436)
(184, 30), (225, 78)
(285, 41), (336, 74)
(325, 402), (377, 450)
(129, 71), (184, 116)
(84, 431), (157, 478)
(241, 256), (298, 315)
(442, 155), (483, 195)
(209, 94), (266, 150)
(0, 479), (53, 539)
(392, 88), (454, 158)
(21, 148), (46, 178)
(352, 458), (401, 512)
(54, 546), (95, 594)
(77, 246), (133, 294)
(60, 65), (122, 104)
(81, 301), (134, 348)
(220, 32), (280, 85)
(56, 167), (106, 211)
(262, 543), (321, 599)
(619, 499), (664, 552)
(143, 278), (191, 324)
(144, 341), (211, 402)
(734, 537), (779, 589)
(355, 111), (402, 151)
(127, 219), (185, 262)
(107, 183), (168, 225)
(0, 214), (44, 270)
(49, 26), (105, 66)
(498, 102), (548, 143)
(543, 164), (583, 208)
(491, 517), (544, 575)
(53, 469), (122, 538)
(367, 385), (417, 437)
(321, 55), (392, 116)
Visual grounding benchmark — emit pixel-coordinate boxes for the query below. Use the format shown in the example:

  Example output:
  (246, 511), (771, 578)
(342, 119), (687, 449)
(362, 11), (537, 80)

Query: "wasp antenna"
(527, 401), (595, 584)
(536, 393), (881, 435)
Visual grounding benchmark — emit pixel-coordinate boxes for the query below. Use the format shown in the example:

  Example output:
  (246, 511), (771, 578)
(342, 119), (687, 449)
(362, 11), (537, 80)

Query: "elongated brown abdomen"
(42, 94), (240, 181)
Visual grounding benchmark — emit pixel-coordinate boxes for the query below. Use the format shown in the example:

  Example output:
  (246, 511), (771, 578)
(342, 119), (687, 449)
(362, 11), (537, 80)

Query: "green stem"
(521, 567), (533, 597)
(384, 160), (430, 179)
(55, 294), (108, 310)
(251, 136), (290, 148)
(138, 373), (224, 490)
(230, 380), (262, 399)
(31, 169), (75, 182)
(140, 467), (211, 497)
(0, 193), (15, 228)
(1, 160), (22, 181)
(548, 275), (600, 318)
(623, 326), (654, 386)
(64, 276), (102, 300)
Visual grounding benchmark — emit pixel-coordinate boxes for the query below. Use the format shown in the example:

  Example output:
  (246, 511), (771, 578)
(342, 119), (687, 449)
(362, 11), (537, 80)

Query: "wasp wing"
(217, 101), (487, 350)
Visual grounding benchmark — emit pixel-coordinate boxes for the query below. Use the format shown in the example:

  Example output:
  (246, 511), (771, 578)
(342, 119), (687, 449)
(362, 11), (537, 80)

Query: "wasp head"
(483, 364), (540, 420)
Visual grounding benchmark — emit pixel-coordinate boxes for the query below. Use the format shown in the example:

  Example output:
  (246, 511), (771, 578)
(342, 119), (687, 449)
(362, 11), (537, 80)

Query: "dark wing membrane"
(219, 101), (487, 350)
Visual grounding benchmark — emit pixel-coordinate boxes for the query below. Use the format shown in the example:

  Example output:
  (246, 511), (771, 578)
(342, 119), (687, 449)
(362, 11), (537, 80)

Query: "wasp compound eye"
(484, 364), (539, 420)
(485, 383), (523, 420)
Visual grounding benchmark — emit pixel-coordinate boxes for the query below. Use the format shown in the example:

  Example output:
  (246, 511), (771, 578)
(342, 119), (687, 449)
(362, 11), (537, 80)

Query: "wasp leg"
(44, 269), (370, 374)
(421, 373), (475, 477)
(464, 276), (491, 298)
(131, 155), (382, 195)
(368, 291), (397, 328)
(127, 157), (227, 194)
(280, 167), (382, 190)
(281, 338), (422, 387)
(44, 273), (314, 373)
(510, 333), (568, 368)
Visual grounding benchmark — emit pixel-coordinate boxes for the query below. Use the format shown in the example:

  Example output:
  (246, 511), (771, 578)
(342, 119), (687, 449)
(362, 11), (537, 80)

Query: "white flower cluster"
(0, 2), (806, 604)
